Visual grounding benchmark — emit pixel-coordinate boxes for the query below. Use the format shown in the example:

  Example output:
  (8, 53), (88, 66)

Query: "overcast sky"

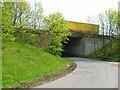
(27, 0), (119, 24)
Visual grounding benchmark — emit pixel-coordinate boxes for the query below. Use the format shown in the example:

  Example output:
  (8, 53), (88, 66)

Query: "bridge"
(62, 21), (110, 57)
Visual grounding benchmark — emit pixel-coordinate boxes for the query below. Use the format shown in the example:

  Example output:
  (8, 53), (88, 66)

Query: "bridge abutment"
(62, 35), (110, 57)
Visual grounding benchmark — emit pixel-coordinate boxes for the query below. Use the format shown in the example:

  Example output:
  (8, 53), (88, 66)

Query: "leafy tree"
(27, 1), (44, 29)
(2, 1), (30, 42)
(98, 9), (118, 36)
(44, 12), (71, 56)
(15, 1), (30, 28)
(25, 2), (44, 45)
(105, 9), (119, 36)
(36, 2), (44, 29)
(2, 2), (16, 41)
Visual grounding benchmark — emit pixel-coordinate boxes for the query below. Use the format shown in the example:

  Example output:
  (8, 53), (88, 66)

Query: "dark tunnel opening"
(61, 36), (84, 57)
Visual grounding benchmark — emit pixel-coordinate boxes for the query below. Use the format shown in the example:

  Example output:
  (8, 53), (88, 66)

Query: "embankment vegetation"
(86, 9), (120, 62)
(1, 1), (72, 88)
(2, 40), (72, 88)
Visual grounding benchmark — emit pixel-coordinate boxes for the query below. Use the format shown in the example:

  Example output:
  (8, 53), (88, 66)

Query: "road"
(35, 58), (118, 88)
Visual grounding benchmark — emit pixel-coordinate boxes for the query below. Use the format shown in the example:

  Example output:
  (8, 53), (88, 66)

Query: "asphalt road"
(35, 58), (118, 88)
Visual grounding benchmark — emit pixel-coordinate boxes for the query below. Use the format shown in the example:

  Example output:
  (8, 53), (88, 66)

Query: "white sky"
(27, 0), (119, 24)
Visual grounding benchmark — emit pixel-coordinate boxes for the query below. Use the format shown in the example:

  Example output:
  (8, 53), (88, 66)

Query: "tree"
(44, 12), (71, 56)
(2, 2), (16, 41)
(105, 9), (119, 36)
(25, 1), (44, 45)
(98, 9), (118, 36)
(2, 1), (30, 42)
(15, 1), (30, 28)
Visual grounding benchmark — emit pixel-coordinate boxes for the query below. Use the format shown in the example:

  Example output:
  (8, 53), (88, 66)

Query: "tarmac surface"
(35, 57), (118, 88)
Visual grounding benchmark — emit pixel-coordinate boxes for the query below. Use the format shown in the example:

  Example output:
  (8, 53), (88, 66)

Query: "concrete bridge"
(62, 21), (110, 57)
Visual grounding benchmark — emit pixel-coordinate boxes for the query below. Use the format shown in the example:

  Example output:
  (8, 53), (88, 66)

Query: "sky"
(27, 0), (119, 24)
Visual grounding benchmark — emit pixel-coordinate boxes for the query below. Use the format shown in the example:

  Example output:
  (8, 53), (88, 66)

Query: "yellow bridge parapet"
(67, 21), (99, 34)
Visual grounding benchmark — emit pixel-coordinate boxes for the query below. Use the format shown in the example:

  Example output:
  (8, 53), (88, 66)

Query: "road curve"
(35, 58), (118, 88)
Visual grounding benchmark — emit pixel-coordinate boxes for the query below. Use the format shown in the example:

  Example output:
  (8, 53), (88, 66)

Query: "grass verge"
(2, 41), (74, 88)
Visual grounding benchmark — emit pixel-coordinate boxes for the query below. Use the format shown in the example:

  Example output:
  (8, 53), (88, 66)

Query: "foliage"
(44, 12), (71, 56)
(2, 1), (71, 56)
(2, 1), (31, 42)
(98, 9), (119, 56)
(2, 2), (16, 41)
(98, 9), (119, 36)
(85, 8), (120, 62)
(2, 1), (73, 88)
(14, 2), (31, 28)
(105, 9), (119, 36)
(21, 2), (44, 46)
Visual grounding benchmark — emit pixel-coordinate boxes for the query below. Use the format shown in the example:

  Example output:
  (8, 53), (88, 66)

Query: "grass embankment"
(2, 41), (73, 88)
(85, 40), (120, 62)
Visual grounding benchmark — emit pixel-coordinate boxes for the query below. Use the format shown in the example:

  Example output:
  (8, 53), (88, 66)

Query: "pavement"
(35, 57), (118, 88)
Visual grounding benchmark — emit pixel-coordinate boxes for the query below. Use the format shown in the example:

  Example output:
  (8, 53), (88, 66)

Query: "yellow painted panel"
(67, 21), (99, 34)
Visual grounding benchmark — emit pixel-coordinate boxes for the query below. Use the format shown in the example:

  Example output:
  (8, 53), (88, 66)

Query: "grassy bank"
(2, 41), (73, 88)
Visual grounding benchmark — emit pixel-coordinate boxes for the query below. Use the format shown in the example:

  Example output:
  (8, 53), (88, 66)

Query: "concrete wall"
(62, 36), (110, 57)
(84, 37), (110, 55)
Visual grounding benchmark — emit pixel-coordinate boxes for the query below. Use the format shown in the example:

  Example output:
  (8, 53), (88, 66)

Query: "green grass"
(2, 40), (72, 88)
